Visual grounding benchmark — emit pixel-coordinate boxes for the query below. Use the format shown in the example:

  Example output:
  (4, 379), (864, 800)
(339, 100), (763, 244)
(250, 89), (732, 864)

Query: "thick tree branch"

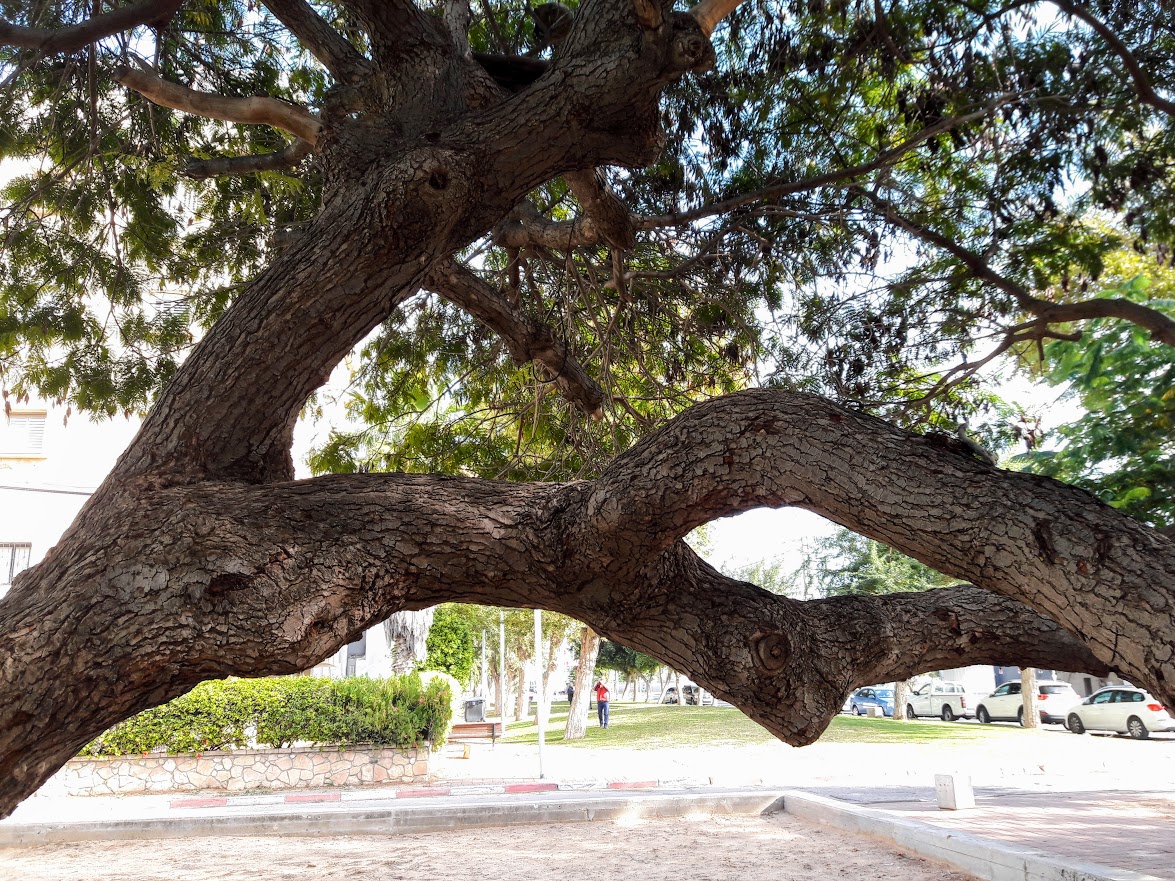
(0, 463), (1115, 810)
(183, 139), (314, 179)
(583, 389), (1175, 702)
(1051, 0), (1175, 117)
(260, 0), (372, 84)
(564, 168), (637, 250)
(0, 0), (183, 53)
(115, 63), (323, 145)
(426, 260), (605, 416)
(857, 192), (1175, 347)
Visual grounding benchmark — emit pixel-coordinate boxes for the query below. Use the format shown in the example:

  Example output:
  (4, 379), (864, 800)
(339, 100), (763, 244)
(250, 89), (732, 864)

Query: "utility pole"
(534, 608), (545, 779)
(498, 611), (506, 722)
(480, 629), (488, 699)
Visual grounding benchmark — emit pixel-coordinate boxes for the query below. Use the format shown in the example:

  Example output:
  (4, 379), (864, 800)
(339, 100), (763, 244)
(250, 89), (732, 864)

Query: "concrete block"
(934, 773), (975, 810)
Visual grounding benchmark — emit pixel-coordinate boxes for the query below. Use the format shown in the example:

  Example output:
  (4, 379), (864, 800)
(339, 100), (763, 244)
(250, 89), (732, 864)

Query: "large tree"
(2, 0), (1174, 818)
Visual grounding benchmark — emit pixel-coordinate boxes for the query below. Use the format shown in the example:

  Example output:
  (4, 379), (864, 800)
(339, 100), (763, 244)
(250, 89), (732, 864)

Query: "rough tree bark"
(0, 0), (1173, 822)
(1021, 667), (1040, 729)
(564, 626), (601, 740)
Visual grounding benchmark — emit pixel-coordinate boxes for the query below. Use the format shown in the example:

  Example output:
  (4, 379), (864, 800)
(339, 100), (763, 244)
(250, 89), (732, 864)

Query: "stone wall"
(62, 745), (430, 796)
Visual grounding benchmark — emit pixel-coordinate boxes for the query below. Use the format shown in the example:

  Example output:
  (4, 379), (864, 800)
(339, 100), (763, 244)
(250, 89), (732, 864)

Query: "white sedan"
(1066, 686), (1175, 739)
(975, 680), (1081, 725)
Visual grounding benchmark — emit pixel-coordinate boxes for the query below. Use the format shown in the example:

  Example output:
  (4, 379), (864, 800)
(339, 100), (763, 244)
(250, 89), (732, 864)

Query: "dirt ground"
(1, 814), (973, 881)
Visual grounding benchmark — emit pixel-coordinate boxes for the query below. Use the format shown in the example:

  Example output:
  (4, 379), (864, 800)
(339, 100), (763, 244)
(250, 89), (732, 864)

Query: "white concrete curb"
(780, 791), (1165, 881)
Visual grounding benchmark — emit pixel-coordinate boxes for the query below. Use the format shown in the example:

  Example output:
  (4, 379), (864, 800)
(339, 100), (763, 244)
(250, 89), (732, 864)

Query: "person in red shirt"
(594, 680), (610, 729)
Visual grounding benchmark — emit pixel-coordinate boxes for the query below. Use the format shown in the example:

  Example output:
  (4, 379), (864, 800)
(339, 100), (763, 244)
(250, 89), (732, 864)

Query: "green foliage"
(801, 528), (958, 597)
(422, 604), (476, 684)
(80, 674), (452, 757)
(1015, 250), (1175, 528)
(594, 640), (660, 680)
(4, 0), (1175, 493)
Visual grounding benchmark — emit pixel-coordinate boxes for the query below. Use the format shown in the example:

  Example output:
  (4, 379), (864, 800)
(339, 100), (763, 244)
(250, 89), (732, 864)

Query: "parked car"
(975, 680), (1081, 725)
(660, 685), (712, 705)
(847, 687), (895, 717)
(905, 681), (974, 720)
(1066, 686), (1175, 739)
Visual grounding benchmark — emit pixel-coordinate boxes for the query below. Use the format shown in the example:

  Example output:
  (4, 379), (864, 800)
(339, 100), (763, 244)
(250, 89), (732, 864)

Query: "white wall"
(0, 403), (141, 597)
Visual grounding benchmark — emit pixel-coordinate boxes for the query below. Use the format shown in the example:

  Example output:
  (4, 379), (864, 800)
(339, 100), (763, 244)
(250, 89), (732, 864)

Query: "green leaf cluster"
(1016, 250), (1175, 527)
(79, 673), (452, 757)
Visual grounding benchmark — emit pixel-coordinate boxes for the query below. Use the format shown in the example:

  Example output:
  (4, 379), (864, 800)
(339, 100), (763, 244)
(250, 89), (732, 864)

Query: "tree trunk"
(564, 627), (600, 740)
(1021, 667), (1040, 729)
(515, 667), (529, 722)
(894, 680), (910, 721)
(675, 670), (685, 706)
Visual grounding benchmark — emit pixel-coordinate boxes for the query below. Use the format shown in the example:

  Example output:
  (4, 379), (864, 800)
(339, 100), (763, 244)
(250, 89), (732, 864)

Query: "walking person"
(594, 680), (610, 729)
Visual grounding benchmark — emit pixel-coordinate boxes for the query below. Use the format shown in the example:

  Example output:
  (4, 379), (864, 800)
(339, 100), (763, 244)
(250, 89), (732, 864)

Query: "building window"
(0, 542), (32, 597)
(0, 411), (47, 457)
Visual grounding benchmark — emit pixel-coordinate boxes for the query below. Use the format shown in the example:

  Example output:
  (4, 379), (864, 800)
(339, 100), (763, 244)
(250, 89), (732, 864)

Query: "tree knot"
(751, 631), (790, 673)
(668, 13), (716, 73)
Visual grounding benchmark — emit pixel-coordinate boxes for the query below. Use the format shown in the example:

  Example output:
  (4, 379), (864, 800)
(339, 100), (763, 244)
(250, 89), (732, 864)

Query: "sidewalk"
(4, 732), (1174, 879)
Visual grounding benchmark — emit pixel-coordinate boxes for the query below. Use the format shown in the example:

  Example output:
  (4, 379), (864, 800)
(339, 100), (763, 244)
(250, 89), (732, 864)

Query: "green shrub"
(81, 674), (452, 758)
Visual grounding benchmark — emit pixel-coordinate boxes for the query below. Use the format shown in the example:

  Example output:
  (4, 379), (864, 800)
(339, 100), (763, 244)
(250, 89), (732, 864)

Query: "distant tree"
(595, 640), (659, 700)
(805, 530), (958, 598)
(422, 604), (476, 683)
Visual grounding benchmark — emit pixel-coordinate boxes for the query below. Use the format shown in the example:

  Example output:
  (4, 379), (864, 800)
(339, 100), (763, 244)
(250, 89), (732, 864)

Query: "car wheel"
(906, 704), (917, 720)
(852, 705), (862, 716)
(941, 705), (955, 722)
(977, 706), (990, 724)
(1017, 707), (1025, 727)
(1067, 713), (1085, 734)
(1127, 716), (1149, 740)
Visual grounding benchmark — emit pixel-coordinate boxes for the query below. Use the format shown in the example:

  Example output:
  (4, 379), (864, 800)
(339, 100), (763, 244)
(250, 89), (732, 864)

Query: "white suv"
(1066, 687), (1175, 739)
(976, 680), (1081, 725)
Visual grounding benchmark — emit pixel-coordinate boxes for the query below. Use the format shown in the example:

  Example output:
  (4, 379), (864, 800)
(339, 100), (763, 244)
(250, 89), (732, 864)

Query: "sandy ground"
(0, 814), (974, 881)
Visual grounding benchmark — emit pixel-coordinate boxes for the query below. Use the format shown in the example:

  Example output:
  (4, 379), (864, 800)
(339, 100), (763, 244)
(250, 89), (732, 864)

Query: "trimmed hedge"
(81, 674), (452, 758)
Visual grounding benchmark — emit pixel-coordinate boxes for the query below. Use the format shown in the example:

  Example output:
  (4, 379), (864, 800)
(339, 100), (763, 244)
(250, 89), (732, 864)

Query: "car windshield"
(1040, 685), (1071, 694)
(875, 690), (894, 698)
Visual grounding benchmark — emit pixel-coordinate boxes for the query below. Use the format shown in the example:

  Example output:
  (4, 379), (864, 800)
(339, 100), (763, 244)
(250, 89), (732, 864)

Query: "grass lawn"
(503, 702), (1027, 749)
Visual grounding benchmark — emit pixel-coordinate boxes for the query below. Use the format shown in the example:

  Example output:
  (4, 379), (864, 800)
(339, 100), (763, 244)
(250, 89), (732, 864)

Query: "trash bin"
(464, 698), (486, 723)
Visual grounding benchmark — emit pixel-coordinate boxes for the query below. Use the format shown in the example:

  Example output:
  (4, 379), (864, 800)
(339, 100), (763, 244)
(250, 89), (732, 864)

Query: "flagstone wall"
(61, 745), (430, 795)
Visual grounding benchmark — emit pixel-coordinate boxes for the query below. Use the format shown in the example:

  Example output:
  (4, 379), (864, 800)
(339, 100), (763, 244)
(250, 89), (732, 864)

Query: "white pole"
(534, 607), (545, 779)
(499, 611), (506, 721)
(481, 629), (488, 700)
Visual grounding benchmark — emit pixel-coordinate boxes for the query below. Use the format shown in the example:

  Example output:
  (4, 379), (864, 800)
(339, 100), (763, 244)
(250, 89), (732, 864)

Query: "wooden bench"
(448, 720), (504, 745)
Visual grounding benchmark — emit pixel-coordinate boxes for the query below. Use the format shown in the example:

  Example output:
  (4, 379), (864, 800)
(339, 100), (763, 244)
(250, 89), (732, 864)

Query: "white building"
(0, 401), (141, 599)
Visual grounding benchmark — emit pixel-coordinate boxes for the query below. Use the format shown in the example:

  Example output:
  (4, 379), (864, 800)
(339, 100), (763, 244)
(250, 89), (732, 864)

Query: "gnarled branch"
(0, 0), (183, 53)
(426, 259), (605, 416)
(565, 168), (636, 251)
(582, 389), (1175, 705)
(115, 62), (323, 145)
